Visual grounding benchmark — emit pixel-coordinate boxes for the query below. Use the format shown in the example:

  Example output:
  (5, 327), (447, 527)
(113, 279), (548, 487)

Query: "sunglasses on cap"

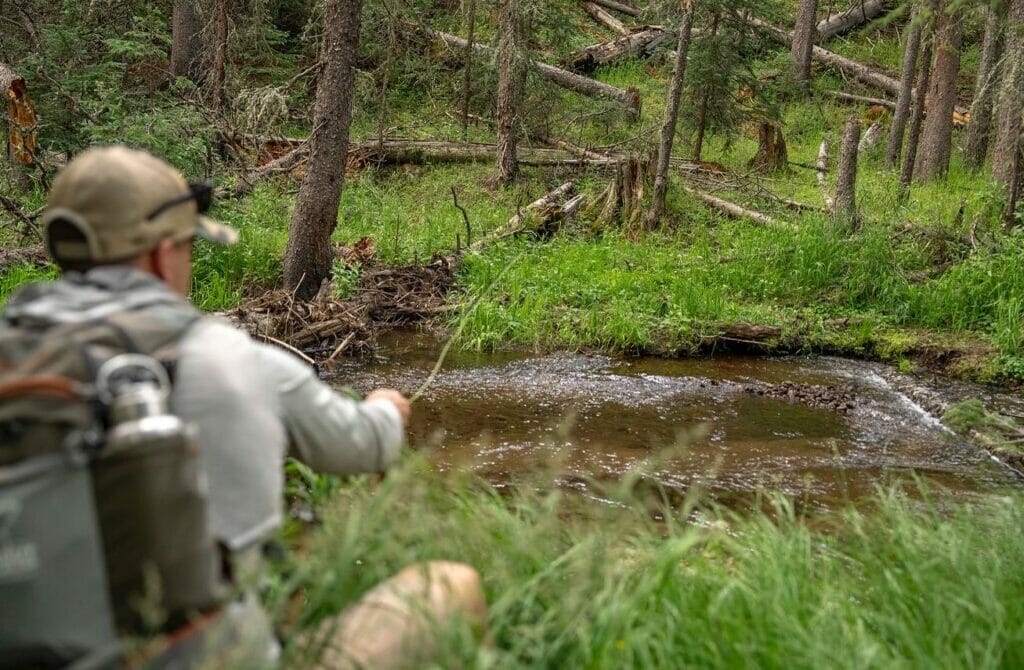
(145, 181), (213, 222)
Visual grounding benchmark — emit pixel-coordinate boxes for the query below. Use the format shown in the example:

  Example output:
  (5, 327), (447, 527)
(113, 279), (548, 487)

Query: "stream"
(329, 331), (1021, 511)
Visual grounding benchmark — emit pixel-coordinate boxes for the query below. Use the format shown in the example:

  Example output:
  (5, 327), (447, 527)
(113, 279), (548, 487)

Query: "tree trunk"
(749, 122), (790, 173)
(1005, 140), (1022, 229)
(963, 2), (1005, 169)
(493, 0), (523, 187)
(282, 0), (363, 299)
(900, 40), (933, 198)
(0, 63), (38, 166)
(646, 1), (696, 229)
(460, 0), (477, 138)
(834, 115), (861, 223)
(692, 12), (719, 161)
(210, 0), (230, 109)
(170, 0), (204, 83)
(993, 0), (1024, 185)
(816, 0), (892, 41)
(792, 0), (818, 88)
(884, 5), (923, 168)
(914, 5), (962, 182)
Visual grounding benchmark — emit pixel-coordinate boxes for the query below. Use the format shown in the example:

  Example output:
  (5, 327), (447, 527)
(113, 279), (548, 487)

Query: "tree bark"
(816, 0), (892, 41)
(914, 5), (962, 182)
(1005, 140), (1022, 228)
(900, 40), (933, 198)
(493, 0), (523, 186)
(885, 5), (923, 168)
(0, 63), (38, 166)
(170, 0), (204, 83)
(692, 11), (719, 160)
(283, 0), (363, 299)
(835, 115), (861, 223)
(460, 0), (477, 138)
(646, 1), (696, 229)
(963, 2), (1005, 169)
(580, 2), (630, 35)
(993, 0), (1024, 185)
(210, 0), (230, 110)
(792, 0), (818, 87)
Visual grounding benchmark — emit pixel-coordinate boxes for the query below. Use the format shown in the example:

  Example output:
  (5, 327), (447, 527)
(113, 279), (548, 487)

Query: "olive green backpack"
(0, 295), (225, 669)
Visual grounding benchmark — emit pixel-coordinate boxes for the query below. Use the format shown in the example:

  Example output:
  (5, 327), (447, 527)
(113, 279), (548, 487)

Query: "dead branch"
(474, 181), (576, 248)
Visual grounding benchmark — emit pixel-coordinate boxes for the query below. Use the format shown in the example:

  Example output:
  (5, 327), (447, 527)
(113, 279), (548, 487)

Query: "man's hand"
(366, 388), (411, 427)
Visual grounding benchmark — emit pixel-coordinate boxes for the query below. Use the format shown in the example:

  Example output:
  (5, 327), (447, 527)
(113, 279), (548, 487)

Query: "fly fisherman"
(0, 146), (486, 669)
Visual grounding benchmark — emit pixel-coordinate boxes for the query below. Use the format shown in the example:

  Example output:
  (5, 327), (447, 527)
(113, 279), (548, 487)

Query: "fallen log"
(0, 63), (39, 166)
(589, 0), (642, 18)
(580, 1), (630, 35)
(816, 0), (893, 41)
(348, 139), (620, 168)
(569, 28), (670, 73)
(419, 26), (641, 116)
(533, 135), (613, 161)
(683, 186), (788, 228)
(749, 15), (970, 119)
(473, 181), (577, 248)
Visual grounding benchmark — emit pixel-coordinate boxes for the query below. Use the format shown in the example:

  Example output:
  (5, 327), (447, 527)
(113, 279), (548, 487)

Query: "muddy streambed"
(329, 332), (1021, 511)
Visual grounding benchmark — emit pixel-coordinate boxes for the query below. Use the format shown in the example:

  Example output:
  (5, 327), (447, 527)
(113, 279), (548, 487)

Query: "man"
(1, 146), (485, 668)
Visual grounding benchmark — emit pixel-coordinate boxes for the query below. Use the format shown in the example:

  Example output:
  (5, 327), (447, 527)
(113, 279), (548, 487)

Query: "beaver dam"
(332, 331), (1021, 511)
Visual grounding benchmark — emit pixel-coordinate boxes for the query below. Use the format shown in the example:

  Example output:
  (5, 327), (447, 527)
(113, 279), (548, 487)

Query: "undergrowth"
(274, 455), (1024, 669)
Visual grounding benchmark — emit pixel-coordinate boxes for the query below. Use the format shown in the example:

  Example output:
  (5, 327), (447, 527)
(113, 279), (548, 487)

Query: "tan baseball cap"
(42, 145), (239, 264)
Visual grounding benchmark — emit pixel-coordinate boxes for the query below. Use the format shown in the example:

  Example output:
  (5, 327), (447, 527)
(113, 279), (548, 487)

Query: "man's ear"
(148, 237), (178, 285)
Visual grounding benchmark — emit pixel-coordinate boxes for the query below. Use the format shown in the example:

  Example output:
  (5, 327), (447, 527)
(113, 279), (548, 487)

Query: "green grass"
(276, 456), (1024, 669)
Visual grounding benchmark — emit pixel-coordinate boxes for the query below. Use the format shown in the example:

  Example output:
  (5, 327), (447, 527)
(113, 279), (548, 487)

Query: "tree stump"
(0, 64), (38, 167)
(749, 122), (789, 174)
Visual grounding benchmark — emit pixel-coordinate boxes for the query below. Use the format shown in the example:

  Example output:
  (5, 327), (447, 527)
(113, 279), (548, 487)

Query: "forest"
(3, 0), (1024, 667)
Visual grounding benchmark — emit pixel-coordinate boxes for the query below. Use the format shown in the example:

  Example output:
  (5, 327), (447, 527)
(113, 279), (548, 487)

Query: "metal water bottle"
(92, 354), (223, 632)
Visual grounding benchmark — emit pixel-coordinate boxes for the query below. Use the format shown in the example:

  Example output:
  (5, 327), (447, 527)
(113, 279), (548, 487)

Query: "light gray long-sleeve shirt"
(173, 317), (404, 551)
(2, 266), (404, 552)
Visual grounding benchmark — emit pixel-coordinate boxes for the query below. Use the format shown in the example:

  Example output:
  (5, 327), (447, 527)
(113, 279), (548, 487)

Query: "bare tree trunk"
(792, 0), (818, 88)
(589, 0), (642, 18)
(282, 0), (363, 299)
(210, 0), (230, 110)
(692, 12), (719, 161)
(835, 116), (861, 223)
(460, 0), (477, 139)
(914, 5), (962, 181)
(170, 0), (204, 83)
(646, 0), (696, 229)
(963, 2), (1005, 169)
(0, 63), (38, 166)
(884, 5), (923, 168)
(580, 1), (630, 35)
(492, 0), (522, 187)
(993, 0), (1024, 185)
(900, 40), (933, 199)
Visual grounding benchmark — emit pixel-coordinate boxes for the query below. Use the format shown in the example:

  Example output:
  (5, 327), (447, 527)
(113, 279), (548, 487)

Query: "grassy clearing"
(276, 456), (1024, 669)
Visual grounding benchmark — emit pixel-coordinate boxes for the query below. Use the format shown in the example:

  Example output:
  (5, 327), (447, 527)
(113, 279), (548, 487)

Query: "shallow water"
(329, 331), (1020, 510)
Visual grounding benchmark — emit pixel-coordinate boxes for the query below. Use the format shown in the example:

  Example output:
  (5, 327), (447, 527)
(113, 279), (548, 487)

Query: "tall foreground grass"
(279, 458), (1024, 669)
